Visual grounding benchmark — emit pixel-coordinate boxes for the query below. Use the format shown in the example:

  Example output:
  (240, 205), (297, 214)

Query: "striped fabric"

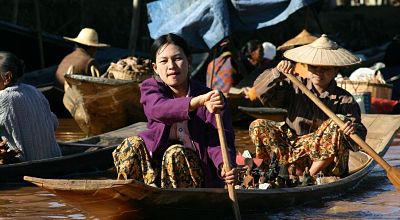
(0, 84), (61, 161)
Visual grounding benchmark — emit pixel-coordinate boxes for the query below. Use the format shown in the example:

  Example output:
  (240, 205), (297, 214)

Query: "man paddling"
(248, 34), (367, 179)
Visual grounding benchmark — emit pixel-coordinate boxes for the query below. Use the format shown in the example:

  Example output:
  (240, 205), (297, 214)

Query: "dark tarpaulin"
(147, 0), (317, 50)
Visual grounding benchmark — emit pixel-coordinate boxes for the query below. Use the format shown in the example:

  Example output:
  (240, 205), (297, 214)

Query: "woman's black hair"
(151, 33), (191, 62)
(0, 51), (24, 84)
(241, 39), (262, 58)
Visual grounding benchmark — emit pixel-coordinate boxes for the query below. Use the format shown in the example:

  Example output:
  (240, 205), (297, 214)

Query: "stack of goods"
(107, 56), (153, 81)
(0, 137), (20, 164)
(335, 64), (394, 113)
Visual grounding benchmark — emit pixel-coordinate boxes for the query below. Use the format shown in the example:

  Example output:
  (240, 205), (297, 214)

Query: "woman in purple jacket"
(113, 33), (237, 188)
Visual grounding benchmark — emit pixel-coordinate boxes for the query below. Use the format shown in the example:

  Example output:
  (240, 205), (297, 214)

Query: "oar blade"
(387, 167), (400, 191)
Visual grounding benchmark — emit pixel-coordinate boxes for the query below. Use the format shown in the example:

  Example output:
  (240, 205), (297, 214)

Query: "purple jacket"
(138, 77), (236, 187)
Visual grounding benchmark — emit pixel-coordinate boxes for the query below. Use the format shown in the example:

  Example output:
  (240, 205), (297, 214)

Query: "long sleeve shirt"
(252, 68), (367, 140)
(0, 83), (61, 161)
(138, 77), (236, 187)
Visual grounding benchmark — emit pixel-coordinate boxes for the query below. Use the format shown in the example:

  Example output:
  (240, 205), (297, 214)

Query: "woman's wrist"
(189, 95), (205, 111)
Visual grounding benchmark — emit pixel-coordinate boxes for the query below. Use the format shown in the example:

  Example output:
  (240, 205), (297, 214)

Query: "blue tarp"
(147, 0), (317, 49)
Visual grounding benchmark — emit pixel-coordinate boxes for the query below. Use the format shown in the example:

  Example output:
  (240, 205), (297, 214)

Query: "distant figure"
(0, 51), (61, 162)
(241, 40), (270, 75)
(206, 38), (241, 93)
(55, 28), (110, 89)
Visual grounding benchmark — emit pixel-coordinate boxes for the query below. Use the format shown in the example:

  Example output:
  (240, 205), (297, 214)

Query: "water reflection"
(0, 186), (86, 219)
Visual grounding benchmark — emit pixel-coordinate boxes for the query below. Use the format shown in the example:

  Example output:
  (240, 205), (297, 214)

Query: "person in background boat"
(55, 28), (110, 90)
(113, 33), (237, 188)
(206, 38), (241, 93)
(241, 39), (270, 75)
(247, 35), (367, 179)
(0, 51), (61, 163)
(242, 30), (318, 100)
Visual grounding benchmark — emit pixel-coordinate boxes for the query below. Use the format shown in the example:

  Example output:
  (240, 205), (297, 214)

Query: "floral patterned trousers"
(249, 116), (353, 177)
(112, 136), (204, 188)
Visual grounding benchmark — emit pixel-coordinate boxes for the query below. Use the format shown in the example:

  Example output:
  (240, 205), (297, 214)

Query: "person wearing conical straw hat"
(277, 29), (318, 78)
(247, 34), (367, 181)
(55, 28), (110, 90)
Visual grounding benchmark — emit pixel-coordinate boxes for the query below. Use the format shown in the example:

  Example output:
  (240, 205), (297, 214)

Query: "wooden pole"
(34, 0), (45, 68)
(282, 71), (400, 191)
(12, 0), (19, 24)
(128, 0), (141, 54)
(215, 113), (241, 220)
(80, 0), (85, 29)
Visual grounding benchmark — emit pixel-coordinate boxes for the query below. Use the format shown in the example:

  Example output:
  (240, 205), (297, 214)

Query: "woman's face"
(250, 45), (264, 64)
(307, 65), (337, 89)
(153, 43), (190, 90)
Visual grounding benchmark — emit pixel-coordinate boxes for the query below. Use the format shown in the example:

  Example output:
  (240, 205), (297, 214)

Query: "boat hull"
(1, 122), (146, 183)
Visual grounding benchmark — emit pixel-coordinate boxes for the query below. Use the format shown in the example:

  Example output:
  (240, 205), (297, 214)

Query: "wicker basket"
(336, 80), (393, 99)
(107, 56), (152, 82)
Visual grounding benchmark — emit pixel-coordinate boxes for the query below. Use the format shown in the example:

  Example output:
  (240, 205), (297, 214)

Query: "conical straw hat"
(277, 29), (318, 51)
(64, 28), (110, 48)
(283, 34), (361, 67)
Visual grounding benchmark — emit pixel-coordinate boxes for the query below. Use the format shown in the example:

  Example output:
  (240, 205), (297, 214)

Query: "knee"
(112, 135), (144, 160)
(163, 144), (186, 158)
(249, 119), (280, 144)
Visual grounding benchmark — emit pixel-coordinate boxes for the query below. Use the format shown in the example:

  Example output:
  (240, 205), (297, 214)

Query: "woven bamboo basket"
(107, 56), (152, 82)
(337, 80), (393, 99)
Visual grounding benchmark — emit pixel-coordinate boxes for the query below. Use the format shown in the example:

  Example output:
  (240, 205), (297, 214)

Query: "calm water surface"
(0, 119), (399, 219)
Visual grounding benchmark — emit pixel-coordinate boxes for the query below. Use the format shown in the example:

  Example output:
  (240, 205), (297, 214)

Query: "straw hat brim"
(283, 44), (361, 67)
(283, 34), (361, 67)
(63, 37), (110, 48)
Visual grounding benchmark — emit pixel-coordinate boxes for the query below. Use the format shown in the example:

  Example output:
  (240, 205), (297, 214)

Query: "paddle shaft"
(215, 113), (241, 220)
(283, 72), (400, 184)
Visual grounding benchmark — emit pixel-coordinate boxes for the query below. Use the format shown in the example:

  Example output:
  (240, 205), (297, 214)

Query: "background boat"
(0, 122), (146, 183)
(238, 106), (288, 122)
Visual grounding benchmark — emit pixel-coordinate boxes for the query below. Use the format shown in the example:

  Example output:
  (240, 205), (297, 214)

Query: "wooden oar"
(215, 112), (242, 220)
(282, 71), (400, 191)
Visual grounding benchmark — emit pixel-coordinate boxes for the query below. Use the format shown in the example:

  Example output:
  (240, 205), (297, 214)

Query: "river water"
(0, 119), (399, 219)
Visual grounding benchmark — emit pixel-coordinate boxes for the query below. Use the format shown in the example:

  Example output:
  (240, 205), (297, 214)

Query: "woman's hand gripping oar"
(210, 90), (241, 220)
(280, 62), (400, 191)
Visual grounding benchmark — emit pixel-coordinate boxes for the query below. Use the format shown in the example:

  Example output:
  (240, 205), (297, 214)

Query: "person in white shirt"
(0, 51), (61, 162)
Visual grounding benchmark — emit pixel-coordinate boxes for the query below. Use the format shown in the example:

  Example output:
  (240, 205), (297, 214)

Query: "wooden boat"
(0, 122), (146, 183)
(24, 114), (400, 219)
(63, 74), (149, 136)
(238, 106), (287, 121)
(227, 95), (263, 123)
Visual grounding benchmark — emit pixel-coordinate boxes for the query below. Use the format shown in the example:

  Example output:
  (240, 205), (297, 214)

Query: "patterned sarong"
(249, 115), (354, 177)
(112, 136), (204, 188)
